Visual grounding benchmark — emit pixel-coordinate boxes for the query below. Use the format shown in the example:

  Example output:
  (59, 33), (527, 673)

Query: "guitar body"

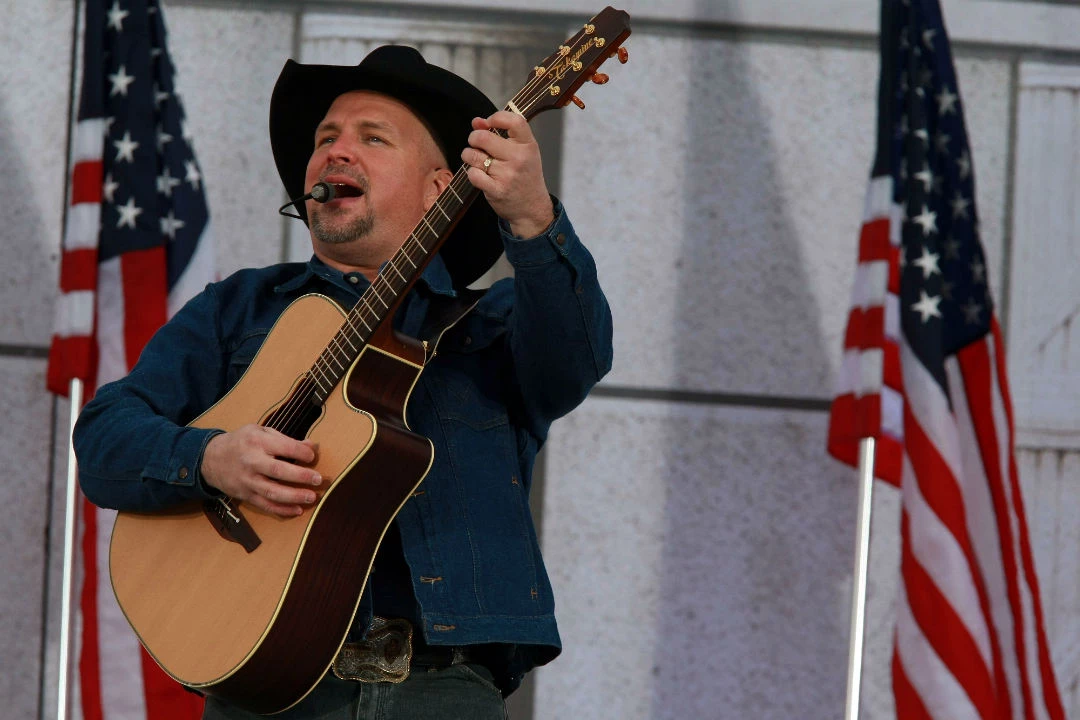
(109, 294), (433, 714)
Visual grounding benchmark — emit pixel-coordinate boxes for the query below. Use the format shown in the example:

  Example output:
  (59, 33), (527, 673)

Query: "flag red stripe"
(956, 338), (1036, 720)
(120, 247), (168, 369)
(904, 389), (1013, 716)
(859, 218), (892, 261)
(47, 336), (97, 397)
(141, 647), (204, 719)
(71, 160), (104, 205)
(883, 343), (902, 391)
(892, 641), (935, 720)
(900, 510), (998, 720)
(844, 306), (887, 350)
(60, 248), (100, 292)
(988, 324), (1067, 720)
(78, 498), (104, 720)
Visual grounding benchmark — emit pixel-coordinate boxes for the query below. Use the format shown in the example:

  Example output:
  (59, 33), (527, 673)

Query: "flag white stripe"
(900, 339), (964, 481)
(987, 339), (1050, 720)
(54, 290), (96, 337)
(902, 451), (994, 669)
(853, 261), (890, 308)
(945, 348), (1025, 720)
(94, 257), (127, 390)
(167, 222), (214, 318)
(896, 582), (982, 719)
(881, 385), (904, 440)
(863, 175), (894, 220)
(884, 293), (900, 342)
(73, 119), (106, 164)
(95, 507), (149, 720)
(65, 204), (103, 252)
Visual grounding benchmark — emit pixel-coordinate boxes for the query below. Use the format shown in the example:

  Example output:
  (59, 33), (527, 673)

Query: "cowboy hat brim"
(269, 46), (502, 289)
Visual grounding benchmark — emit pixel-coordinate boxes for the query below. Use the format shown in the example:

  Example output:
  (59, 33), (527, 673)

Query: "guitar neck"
(306, 166), (481, 404)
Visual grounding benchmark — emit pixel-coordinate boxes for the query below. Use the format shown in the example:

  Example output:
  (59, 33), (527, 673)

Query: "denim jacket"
(74, 203), (613, 687)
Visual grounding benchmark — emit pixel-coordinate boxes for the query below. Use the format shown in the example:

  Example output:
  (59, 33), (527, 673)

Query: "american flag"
(827, 1), (1065, 717)
(47, 0), (213, 717)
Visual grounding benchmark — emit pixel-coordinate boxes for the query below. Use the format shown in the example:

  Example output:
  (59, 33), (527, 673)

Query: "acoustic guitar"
(107, 7), (630, 715)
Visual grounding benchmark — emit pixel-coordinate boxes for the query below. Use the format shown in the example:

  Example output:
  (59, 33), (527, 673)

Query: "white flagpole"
(57, 378), (83, 720)
(843, 437), (876, 720)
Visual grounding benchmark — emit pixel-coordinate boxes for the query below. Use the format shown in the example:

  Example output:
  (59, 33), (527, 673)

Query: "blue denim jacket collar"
(273, 253), (458, 298)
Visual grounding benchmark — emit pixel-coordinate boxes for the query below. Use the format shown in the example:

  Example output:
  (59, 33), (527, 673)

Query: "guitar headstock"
(509, 6), (631, 119)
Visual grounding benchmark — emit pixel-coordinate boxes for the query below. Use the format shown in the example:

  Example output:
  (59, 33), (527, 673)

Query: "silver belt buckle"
(332, 617), (414, 684)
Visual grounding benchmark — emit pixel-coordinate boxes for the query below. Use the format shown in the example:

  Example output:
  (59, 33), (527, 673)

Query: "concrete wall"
(5, 1), (1080, 719)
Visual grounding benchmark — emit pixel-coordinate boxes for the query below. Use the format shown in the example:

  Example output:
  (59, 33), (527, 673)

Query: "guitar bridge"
(202, 497), (262, 553)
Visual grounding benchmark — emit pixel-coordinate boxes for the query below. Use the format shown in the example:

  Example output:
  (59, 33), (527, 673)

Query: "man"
(74, 45), (612, 718)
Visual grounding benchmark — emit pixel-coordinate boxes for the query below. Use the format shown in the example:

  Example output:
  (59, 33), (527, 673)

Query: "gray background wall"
(4, 1), (1080, 719)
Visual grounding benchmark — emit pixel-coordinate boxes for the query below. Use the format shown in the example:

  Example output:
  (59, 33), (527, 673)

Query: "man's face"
(304, 91), (447, 267)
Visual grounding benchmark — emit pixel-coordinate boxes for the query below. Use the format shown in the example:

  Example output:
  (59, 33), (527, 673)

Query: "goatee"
(310, 207), (375, 245)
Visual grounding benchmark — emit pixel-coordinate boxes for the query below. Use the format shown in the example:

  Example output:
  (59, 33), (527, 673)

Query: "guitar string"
(264, 36), (608, 440)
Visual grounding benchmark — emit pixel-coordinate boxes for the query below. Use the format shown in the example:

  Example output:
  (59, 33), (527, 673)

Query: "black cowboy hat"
(269, 45), (502, 288)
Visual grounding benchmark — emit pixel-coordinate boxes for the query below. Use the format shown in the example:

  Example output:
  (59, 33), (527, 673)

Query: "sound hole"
(262, 377), (323, 441)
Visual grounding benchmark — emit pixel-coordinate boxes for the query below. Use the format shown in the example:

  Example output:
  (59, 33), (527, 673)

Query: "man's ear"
(424, 167), (455, 209)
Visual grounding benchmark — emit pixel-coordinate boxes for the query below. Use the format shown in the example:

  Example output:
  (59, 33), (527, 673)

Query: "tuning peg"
(591, 73), (609, 85)
(617, 47), (629, 64)
(569, 95), (585, 110)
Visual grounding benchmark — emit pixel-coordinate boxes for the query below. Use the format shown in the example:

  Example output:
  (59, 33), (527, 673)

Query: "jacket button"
(463, 336), (472, 346)
(178, 467), (189, 480)
(348, 275), (360, 285)
(555, 233), (566, 246)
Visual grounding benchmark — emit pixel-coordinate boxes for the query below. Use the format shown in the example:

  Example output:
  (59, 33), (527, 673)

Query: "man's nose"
(327, 137), (359, 164)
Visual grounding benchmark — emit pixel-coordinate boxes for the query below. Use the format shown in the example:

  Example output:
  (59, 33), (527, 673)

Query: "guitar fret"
(447, 185), (462, 203)
(369, 284), (389, 309)
(433, 201), (451, 222)
(388, 260), (407, 283)
(420, 216), (437, 236)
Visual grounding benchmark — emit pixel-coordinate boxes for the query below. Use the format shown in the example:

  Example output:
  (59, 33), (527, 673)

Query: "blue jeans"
(201, 664), (508, 719)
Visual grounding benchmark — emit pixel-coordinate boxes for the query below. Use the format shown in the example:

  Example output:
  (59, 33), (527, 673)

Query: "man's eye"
(317, 136), (335, 147)
(366, 135), (384, 144)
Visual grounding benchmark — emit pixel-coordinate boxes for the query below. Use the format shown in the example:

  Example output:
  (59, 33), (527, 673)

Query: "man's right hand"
(200, 424), (323, 518)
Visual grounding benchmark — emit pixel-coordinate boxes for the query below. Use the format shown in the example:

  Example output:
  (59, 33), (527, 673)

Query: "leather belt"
(332, 617), (480, 684)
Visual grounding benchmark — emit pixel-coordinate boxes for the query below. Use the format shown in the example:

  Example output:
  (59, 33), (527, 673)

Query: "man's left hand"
(462, 111), (554, 239)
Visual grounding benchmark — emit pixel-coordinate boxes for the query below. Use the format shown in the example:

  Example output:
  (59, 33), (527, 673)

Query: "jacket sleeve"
(73, 284), (228, 512)
(500, 201), (613, 439)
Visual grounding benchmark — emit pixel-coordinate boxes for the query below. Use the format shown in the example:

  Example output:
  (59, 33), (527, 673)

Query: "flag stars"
(914, 127), (930, 147)
(103, 173), (119, 203)
(937, 86), (959, 116)
(160, 211), (186, 239)
(184, 160), (202, 190)
(914, 164), (935, 193)
(961, 297), (983, 325)
(913, 205), (938, 236)
(115, 197), (142, 229)
(934, 130), (951, 154)
(944, 237), (961, 261)
(107, 1), (130, 32)
(911, 290), (943, 323)
(113, 131), (139, 163)
(156, 125), (173, 152)
(958, 150), (972, 180)
(154, 84), (170, 108)
(913, 246), (942, 279)
(971, 258), (986, 284)
(922, 29), (937, 51)
(108, 65), (136, 97)
(951, 192), (971, 220)
(157, 167), (181, 197)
